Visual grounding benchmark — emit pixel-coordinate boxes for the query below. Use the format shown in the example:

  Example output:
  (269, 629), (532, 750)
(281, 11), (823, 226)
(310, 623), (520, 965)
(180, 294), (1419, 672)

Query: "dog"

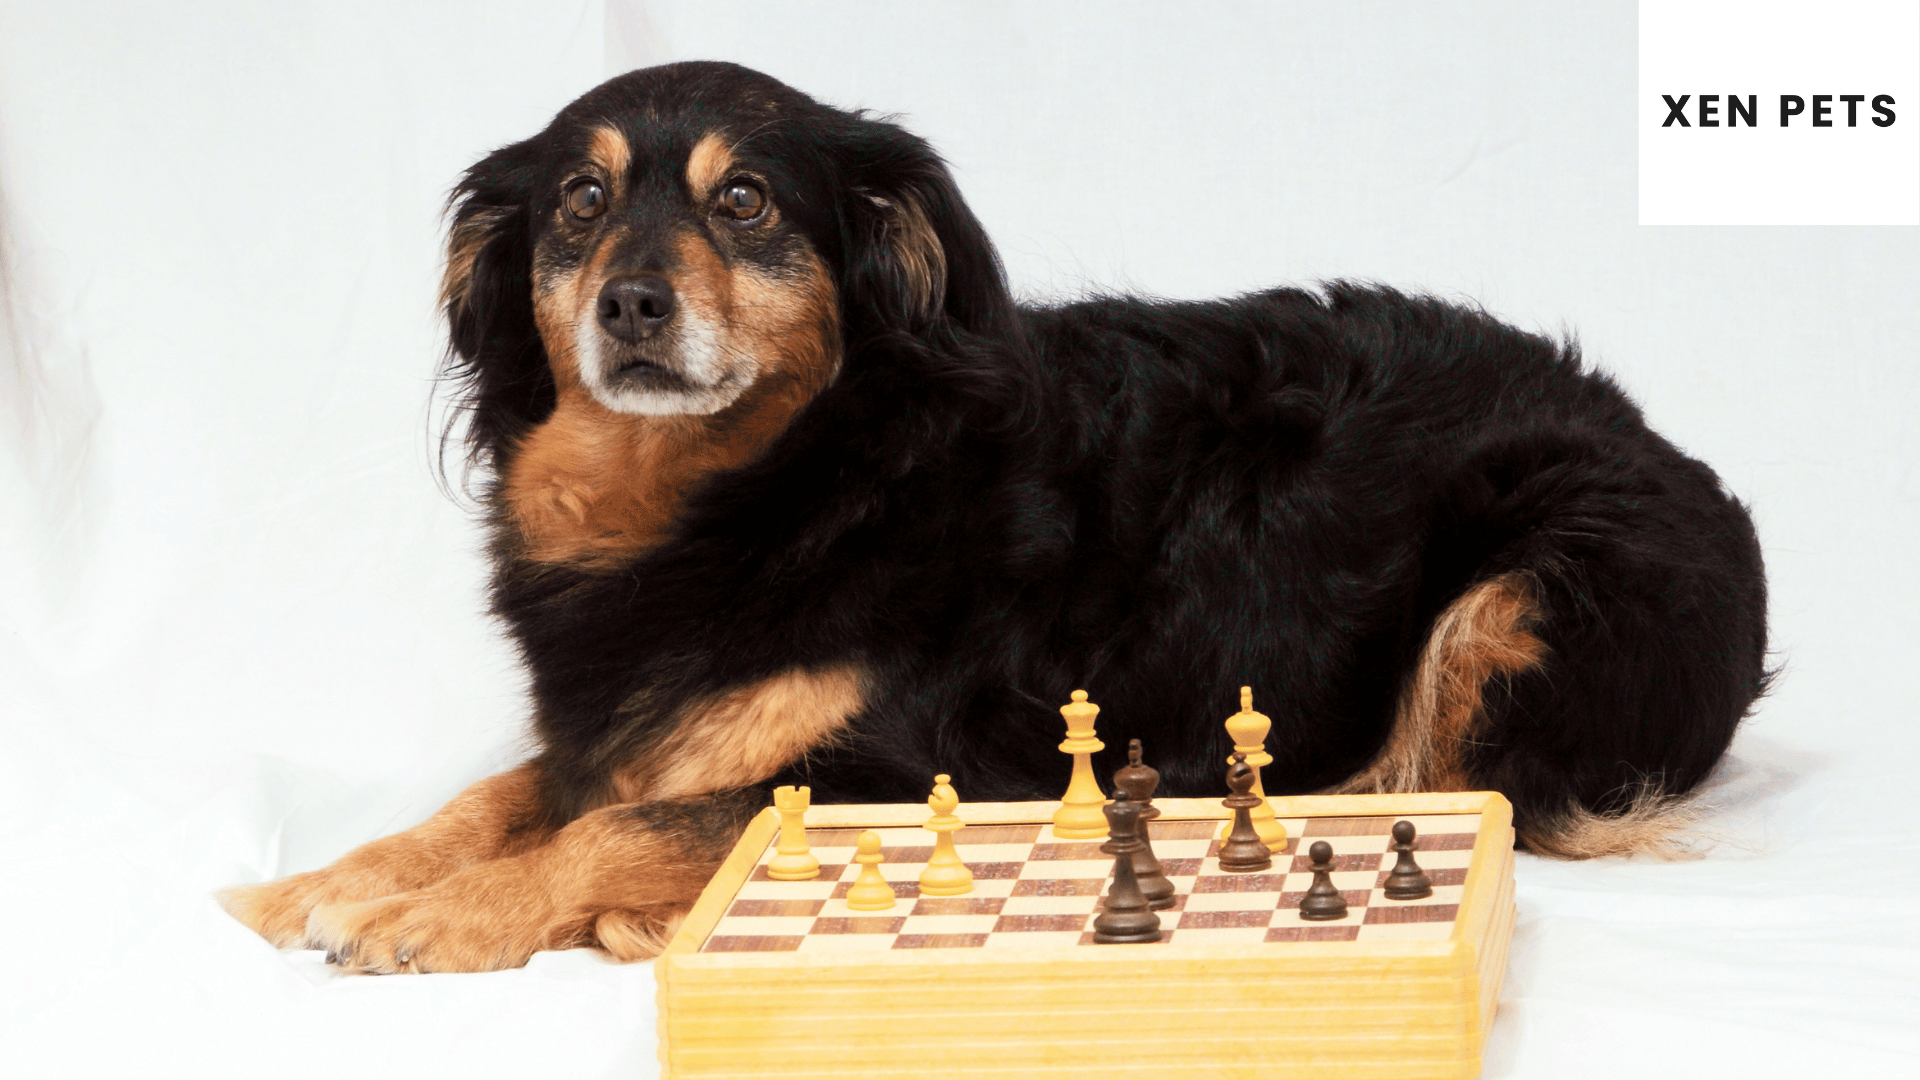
(218, 61), (1769, 974)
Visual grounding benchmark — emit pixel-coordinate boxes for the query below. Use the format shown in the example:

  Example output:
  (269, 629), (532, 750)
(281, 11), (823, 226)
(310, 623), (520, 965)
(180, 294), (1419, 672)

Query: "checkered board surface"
(700, 813), (1479, 953)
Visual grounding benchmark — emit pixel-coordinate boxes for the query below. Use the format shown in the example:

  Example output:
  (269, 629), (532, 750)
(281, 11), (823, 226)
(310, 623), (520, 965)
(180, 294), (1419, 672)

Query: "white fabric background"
(2, 2), (1915, 1076)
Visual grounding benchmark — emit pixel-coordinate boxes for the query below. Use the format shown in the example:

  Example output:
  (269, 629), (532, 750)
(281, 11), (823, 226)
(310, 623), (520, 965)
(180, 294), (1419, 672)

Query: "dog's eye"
(565, 179), (608, 221)
(716, 180), (767, 223)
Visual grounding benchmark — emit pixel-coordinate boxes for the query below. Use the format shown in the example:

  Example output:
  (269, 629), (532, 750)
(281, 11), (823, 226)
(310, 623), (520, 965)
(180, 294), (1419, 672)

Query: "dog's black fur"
(447, 62), (1767, 856)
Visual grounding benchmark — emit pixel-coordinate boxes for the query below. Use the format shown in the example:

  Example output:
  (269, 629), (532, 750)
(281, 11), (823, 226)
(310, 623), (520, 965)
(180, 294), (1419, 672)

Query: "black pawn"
(1383, 819), (1434, 900)
(1092, 791), (1163, 943)
(1298, 840), (1349, 921)
(1217, 752), (1273, 872)
(1112, 739), (1175, 910)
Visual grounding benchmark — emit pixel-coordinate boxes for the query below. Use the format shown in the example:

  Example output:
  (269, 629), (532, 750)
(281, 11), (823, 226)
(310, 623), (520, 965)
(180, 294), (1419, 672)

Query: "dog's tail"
(1511, 784), (1707, 860)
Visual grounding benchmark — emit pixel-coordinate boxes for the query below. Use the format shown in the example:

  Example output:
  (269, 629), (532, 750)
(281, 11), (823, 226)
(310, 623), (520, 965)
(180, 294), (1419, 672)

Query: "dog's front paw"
(305, 863), (572, 974)
(216, 849), (445, 941)
(218, 860), (428, 949)
(217, 870), (341, 949)
(217, 832), (476, 949)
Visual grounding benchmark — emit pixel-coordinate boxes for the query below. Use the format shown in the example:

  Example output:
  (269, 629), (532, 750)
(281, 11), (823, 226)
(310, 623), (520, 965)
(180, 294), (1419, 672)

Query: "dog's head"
(441, 61), (1013, 476)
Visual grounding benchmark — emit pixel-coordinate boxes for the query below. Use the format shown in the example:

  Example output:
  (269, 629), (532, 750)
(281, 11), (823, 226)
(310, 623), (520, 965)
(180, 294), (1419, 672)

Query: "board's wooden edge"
(667, 1032), (1484, 1068)
(1265, 790), (1500, 818)
(1472, 860), (1518, 1039)
(1449, 791), (1512, 947)
(662, 807), (782, 1078)
(665, 807), (781, 958)
(802, 799), (1068, 828)
(668, 1062), (1480, 1079)
(668, 937), (1465, 975)
(801, 790), (1505, 829)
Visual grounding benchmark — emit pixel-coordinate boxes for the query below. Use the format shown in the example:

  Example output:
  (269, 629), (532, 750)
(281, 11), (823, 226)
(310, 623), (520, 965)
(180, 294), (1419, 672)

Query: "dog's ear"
(857, 190), (947, 323)
(441, 202), (521, 355)
(837, 123), (1014, 338)
(439, 143), (552, 472)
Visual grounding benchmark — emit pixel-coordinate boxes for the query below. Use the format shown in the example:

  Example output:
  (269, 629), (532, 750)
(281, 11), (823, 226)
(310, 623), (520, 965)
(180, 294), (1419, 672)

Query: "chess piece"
(767, 785), (820, 881)
(1216, 752), (1274, 872)
(1091, 791), (1163, 943)
(1298, 840), (1349, 920)
(1051, 690), (1109, 839)
(1111, 739), (1175, 910)
(844, 830), (897, 911)
(1217, 686), (1287, 852)
(918, 774), (975, 896)
(1383, 819), (1434, 900)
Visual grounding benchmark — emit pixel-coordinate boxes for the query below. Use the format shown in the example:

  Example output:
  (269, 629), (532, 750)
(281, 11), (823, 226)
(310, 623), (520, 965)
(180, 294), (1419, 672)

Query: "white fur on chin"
(573, 310), (757, 415)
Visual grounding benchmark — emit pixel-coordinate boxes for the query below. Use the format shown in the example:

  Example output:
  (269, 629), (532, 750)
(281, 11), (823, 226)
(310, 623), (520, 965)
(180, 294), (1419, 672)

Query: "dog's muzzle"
(597, 275), (676, 343)
(575, 274), (745, 416)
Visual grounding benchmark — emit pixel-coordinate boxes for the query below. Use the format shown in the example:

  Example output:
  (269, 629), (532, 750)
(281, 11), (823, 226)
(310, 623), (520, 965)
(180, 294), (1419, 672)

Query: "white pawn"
(845, 831), (896, 911)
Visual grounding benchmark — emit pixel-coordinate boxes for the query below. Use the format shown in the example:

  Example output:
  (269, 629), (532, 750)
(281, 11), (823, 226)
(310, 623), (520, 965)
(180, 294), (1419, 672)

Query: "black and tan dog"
(219, 61), (1768, 973)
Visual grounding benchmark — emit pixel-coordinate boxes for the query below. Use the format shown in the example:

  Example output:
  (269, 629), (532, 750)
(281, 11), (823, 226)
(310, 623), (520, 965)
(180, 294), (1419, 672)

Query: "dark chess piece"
(1383, 819), (1434, 900)
(1298, 840), (1349, 920)
(1112, 739), (1175, 910)
(1092, 791), (1163, 943)
(1217, 752), (1273, 872)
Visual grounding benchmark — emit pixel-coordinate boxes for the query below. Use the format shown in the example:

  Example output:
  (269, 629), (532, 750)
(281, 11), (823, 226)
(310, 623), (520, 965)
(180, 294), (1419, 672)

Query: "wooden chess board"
(702, 814), (1479, 952)
(657, 791), (1517, 1080)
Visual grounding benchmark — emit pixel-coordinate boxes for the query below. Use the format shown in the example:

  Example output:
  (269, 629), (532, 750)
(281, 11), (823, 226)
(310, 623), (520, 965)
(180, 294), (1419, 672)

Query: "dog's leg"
(217, 764), (546, 948)
(304, 790), (760, 973)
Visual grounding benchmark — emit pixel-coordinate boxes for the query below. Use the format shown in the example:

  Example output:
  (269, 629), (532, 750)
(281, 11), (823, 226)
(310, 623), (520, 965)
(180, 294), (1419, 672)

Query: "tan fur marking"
(671, 223), (733, 336)
(618, 664), (866, 803)
(216, 765), (544, 948)
(504, 392), (694, 563)
(1337, 572), (1547, 796)
(887, 192), (947, 318)
(1336, 573), (1716, 860)
(440, 206), (513, 314)
(587, 124), (631, 197)
(685, 132), (733, 197)
(508, 231), (838, 567)
(531, 229), (624, 387)
(305, 803), (725, 973)
(710, 237), (842, 394)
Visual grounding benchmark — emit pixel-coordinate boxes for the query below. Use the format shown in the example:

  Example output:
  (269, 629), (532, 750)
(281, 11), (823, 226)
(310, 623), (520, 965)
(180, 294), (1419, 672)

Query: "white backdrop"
(2, 2), (1916, 1077)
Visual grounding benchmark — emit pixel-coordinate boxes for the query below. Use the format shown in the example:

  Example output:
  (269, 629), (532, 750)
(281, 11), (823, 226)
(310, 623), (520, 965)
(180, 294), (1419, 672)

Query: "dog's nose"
(596, 275), (676, 342)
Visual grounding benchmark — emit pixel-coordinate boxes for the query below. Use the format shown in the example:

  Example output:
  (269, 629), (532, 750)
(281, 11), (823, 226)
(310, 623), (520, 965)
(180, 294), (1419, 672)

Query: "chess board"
(703, 815), (1479, 952)
(657, 792), (1517, 1080)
